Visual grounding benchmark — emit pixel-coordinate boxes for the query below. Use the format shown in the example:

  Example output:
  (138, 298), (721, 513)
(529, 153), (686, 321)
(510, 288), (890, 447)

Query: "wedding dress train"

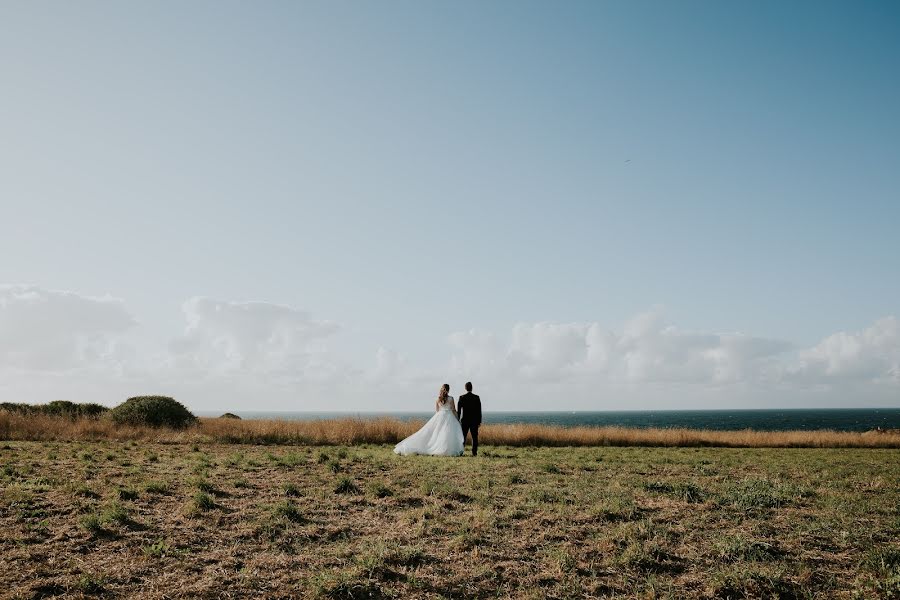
(394, 399), (464, 456)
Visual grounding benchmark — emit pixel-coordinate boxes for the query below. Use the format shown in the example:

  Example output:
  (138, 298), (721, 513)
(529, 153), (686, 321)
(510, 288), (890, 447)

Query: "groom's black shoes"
(458, 388), (481, 456)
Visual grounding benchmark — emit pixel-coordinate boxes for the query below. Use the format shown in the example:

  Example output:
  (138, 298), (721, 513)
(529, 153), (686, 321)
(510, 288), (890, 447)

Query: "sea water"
(201, 408), (900, 432)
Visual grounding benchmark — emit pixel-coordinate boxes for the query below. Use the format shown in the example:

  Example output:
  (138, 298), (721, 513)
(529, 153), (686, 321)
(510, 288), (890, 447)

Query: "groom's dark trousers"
(458, 392), (482, 456)
(460, 421), (479, 456)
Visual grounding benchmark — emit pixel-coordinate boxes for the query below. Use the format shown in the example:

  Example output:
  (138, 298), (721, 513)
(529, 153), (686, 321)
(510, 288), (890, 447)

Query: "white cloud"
(790, 317), (900, 384)
(168, 297), (340, 381)
(614, 312), (792, 384)
(1, 283), (897, 409)
(0, 284), (135, 373)
(445, 312), (900, 400)
(448, 309), (793, 386)
(368, 347), (404, 381)
(509, 322), (591, 380)
(448, 329), (507, 378)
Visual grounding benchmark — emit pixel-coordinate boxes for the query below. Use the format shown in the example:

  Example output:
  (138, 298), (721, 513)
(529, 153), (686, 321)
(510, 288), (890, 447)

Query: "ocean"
(204, 408), (900, 432)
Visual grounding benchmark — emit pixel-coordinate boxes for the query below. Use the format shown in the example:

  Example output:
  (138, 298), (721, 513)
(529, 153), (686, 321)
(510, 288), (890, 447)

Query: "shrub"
(43, 400), (79, 417)
(109, 396), (197, 429)
(0, 401), (109, 419)
(219, 412), (241, 419)
(78, 403), (110, 419)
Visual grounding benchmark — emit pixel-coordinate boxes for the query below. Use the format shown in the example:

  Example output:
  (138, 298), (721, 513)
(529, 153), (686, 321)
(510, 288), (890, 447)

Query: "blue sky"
(1, 1), (898, 411)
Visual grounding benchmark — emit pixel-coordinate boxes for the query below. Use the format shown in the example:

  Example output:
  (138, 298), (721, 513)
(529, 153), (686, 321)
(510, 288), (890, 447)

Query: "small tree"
(110, 396), (197, 429)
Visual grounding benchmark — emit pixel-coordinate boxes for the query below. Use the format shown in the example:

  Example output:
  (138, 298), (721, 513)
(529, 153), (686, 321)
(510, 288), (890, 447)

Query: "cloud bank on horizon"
(1, 284), (897, 411)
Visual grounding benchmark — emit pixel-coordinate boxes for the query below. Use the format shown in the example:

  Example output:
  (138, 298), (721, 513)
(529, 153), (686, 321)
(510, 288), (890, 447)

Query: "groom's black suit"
(457, 392), (482, 456)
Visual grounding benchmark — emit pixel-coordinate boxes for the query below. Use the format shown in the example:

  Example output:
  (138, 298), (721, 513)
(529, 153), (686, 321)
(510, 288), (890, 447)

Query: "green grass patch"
(644, 480), (707, 503)
(143, 480), (170, 494)
(282, 483), (301, 497)
(189, 491), (216, 513)
(334, 477), (360, 495)
(272, 500), (305, 522)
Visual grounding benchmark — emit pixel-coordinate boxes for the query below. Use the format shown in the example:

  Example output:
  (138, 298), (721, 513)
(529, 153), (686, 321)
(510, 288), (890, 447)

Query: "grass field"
(1, 441), (899, 599)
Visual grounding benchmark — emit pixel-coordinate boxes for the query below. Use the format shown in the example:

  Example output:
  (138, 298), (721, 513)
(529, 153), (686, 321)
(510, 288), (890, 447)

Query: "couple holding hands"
(394, 382), (482, 457)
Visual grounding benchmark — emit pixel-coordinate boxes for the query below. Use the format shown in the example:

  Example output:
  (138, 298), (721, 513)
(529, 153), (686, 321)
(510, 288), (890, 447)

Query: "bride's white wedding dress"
(394, 397), (464, 456)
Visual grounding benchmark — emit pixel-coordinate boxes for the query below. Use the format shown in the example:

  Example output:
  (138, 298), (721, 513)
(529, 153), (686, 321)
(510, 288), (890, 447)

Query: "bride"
(394, 384), (465, 456)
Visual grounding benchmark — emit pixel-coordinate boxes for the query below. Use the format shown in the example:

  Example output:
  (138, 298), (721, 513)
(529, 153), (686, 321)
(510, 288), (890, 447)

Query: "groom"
(457, 381), (482, 456)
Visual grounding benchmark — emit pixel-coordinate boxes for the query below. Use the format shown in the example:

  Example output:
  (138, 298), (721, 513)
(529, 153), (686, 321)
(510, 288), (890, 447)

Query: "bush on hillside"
(0, 401), (110, 419)
(48, 401), (110, 419)
(0, 402), (34, 415)
(44, 400), (79, 417)
(219, 413), (241, 420)
(78, 403), (110, 419)
(109, 396), (197, 429)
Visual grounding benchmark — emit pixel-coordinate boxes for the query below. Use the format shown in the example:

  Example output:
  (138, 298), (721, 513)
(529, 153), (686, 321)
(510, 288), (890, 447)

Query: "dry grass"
(2, 410), (900, 448)
(0, 411), (198, 443)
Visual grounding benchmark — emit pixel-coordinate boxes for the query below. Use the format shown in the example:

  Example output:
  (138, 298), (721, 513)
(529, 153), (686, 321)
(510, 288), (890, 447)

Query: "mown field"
(1, 441), (898, 599)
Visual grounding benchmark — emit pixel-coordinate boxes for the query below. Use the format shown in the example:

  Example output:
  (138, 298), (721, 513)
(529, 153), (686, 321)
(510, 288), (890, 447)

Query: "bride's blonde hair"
(438, 383), (450, 405)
